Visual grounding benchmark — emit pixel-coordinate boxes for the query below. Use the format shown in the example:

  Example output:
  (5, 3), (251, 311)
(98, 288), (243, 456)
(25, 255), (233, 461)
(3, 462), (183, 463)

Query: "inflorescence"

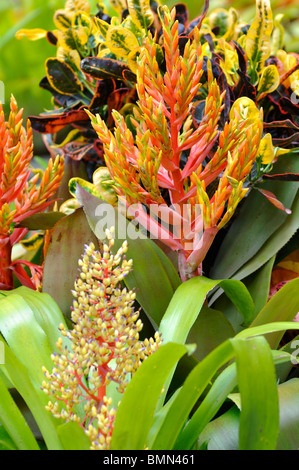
(42, 227), (161, 449)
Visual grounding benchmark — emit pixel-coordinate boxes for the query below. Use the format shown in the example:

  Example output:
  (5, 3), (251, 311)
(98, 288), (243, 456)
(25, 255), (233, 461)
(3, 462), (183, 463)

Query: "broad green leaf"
(0, 294), (55, 388)
(0, 426), (17, 450)
(110, 342), (191, 450)
(2, 286), (68, 350)
(257, 64), (280, 95)
(187, 305), (235, 361)
(211, 256), (275, 332)
(160, 276), (254, 346)
(174, 363), (237, 450)
(222, 191), (299, 287)
(231, 335), (279, 450)
(57, 421), (91, 450)
(151, 339), (235, 450)
(153, 321), (299, 449)
(158, 276), (253, 404)
(75, 184), (180, 325)
(275, 379), (299, 450)
(16, 211), (66, 230)
(42, 207), (98, 318)
(197, 406), (240, 450)
(0, 337), (63, 450)
(211, 378), (299, 450)
(174, 347), (291, 450)
(45, 58), (84, 95)
(210, 153), (299, 282)
(0, 373), (39, 450)
(249, 277), (299, 348)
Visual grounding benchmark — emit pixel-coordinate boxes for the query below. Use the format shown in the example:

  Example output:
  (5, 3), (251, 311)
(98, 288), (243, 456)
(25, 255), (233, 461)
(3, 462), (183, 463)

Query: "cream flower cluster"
(42, 228), (161, 449)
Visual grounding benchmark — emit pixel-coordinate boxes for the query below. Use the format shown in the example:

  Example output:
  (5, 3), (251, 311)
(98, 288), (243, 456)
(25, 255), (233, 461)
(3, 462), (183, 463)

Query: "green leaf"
(160, 276), (254, 346)
(0, 373), (39, 450)
(275, 379), (299, 450)
(229, 191), (299, 283)
(0, 294), (55, 388)
(0, 427), (18, 450)
(187, 305), (235, 361)
(110, 342), (192, 450)
(0, 338), (63, 450)
(16, 212), (66, 230)
(210, 153), (299, 282)
(231, 335), (279, 450)
(45, 57), (84, 95)
(42, 207), (98, 318)
(2, 286), (68, 350)
(204, 378), (299, 450)
(174, 363), (237, 450)
(151, 339), (235, 450)
(197, 405), (240, 450)
(57, 421), (91, 450)
(152, 321), (299, 450)
(249, 277), (299, 348)
(211, 256), (275, 332)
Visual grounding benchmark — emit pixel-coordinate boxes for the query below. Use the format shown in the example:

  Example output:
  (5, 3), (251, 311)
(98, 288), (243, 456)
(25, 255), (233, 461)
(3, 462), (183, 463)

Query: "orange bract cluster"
(89, 6), (264, 281)
(0, 96), (64, 289)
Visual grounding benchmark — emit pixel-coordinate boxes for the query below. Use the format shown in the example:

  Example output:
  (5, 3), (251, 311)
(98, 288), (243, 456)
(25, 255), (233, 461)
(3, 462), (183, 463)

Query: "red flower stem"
(0, 241), (13, 289)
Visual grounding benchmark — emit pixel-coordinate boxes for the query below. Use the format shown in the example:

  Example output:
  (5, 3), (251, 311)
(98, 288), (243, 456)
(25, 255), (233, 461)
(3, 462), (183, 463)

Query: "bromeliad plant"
(89, 6), (265, 281)
(0, 96), (64, 290)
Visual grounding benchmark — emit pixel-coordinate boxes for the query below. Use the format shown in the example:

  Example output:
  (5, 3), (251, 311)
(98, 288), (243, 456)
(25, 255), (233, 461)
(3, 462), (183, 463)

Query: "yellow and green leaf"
(45, 58), (84, 95)
(64, 0), (91, 13)
(127, 0), (155, 30)
(208, 7), (239, 41)
(245, 0), (273, 84)
(53, 9), (74, 31)
(106, 26), (140, 59)
(57, 47), (81, 71)
(93, 16), (110, 42)
(271, 14), (285, 56)
(92, 167), (118, 205)
(20, 233), (44, 251)
(68, 177), (105, 201)
(257, 64), (280, 96)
